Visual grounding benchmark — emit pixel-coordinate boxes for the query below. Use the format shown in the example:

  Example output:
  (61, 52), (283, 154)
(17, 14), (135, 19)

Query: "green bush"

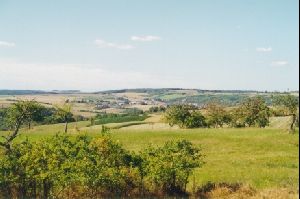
(0, 134), (203, 198)
(141, 140), (204, 195)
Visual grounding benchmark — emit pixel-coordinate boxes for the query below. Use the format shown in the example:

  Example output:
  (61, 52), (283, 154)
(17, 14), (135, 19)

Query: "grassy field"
(1, 121), (298, 195)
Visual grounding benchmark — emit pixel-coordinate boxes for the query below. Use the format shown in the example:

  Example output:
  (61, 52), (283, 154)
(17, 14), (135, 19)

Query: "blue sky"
(0, 0), (299, 91)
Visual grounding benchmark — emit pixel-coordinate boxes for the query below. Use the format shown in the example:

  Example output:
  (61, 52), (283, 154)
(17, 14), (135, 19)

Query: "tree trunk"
(0, 120), (22, 152)
(290, 114), (296, 132)
(43, 180), (50, 199)
(64, 122), (68, 133)
(28, 122), (31, 130)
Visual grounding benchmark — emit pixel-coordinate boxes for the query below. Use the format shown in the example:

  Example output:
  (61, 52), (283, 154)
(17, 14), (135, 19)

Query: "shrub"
(0, 134), (140, 198)
(0, 134), (204, 198)
(149, 106), (166, 113)
(141, 140), (204, 195)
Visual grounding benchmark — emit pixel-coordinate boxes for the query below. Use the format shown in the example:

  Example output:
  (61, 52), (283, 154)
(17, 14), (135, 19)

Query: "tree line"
(164, 95), (299, 131)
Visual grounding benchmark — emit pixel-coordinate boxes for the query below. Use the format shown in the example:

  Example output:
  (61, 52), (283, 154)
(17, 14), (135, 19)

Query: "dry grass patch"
(196, 182), (298, 199)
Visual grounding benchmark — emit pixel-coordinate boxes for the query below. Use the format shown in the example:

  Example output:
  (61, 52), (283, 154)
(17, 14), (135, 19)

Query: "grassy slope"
(111, 128), (299, 191)
(1, 123), (298, 192)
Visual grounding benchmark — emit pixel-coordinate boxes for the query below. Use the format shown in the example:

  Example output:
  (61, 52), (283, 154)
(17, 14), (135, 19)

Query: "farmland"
(1, 117), (299, 197)
(1, 89), (297, 118)
(0, 90), (299, 198)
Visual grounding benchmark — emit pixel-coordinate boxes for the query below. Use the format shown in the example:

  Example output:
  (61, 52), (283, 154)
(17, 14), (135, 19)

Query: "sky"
(0, 0), (299, 91)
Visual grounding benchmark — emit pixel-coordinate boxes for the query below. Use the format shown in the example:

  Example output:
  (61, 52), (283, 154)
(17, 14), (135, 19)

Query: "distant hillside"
(96, 88), (262, 94)
(0, 90), (47, 95)
(0, 90), (81, 95)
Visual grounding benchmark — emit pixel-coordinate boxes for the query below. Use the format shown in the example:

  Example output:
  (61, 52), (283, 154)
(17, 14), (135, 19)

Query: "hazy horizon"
(0, 0), (299, 91)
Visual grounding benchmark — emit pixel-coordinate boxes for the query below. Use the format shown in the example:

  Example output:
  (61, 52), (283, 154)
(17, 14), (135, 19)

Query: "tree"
(205, 102), (231, 128)
(164, 105), (191, 128)
(230, 97), (270, 128)
(185, 111), (207, 128)
(273, 94), (299, 132)
(0, 108), (9, 130)
(54, 103), (74, 133)
(164, 105), (206, 128)
(0, 100), (42, 151)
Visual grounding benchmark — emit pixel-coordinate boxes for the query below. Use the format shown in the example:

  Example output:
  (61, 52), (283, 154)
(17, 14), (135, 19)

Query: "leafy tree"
(164, 105), (191, 128)
(273, 94), (299, 131)
(54, 103), (74, 133)
(164, 105), (207, 128)
(0, 100), (42, 151)
(231, 97), (270, 128)
(185, 111), (207, 128)
(205, 102), (231, 128)
(230, 107), (247, 128)
(164, 105), (206, 128)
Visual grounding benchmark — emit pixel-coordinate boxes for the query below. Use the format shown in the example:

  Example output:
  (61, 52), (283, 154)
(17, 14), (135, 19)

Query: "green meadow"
(1, 121), (298, 192)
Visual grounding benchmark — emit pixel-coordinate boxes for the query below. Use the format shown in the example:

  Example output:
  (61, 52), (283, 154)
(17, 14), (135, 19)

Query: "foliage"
(231, 97), (270, 128)
(94, 113), (148, 125)
(122, 108), (144, 115)
(0, 134), (203, 198)
(185, 111), (207, 128)
(149, 106), (166, 113)
(0, 108), (9, 130)
(54, 103), (74, 133)
(272, 94), (299, 131)
(0, 100), (43, 151)
(205, 102), (231, 128)
(0, 134), (138, 198)
(164, 105), (207, 128)
(141, 140), (204, 195)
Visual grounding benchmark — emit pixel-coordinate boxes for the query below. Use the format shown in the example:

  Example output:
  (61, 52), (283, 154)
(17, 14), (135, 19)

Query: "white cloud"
(271, 60), (289, 66)
(0, 41), (15, 47)
(0, 60), (184, 91)
(94, 39), (134, 50)
(131, 35), (161, 42)
(256, 47), (272, 52)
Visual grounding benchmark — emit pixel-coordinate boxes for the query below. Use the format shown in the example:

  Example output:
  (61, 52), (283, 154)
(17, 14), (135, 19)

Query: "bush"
(149, 106), (166, 113)
(0, 135), (204, 198)
(0, 134), (140, 198)
(141, 140), (204, 195)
